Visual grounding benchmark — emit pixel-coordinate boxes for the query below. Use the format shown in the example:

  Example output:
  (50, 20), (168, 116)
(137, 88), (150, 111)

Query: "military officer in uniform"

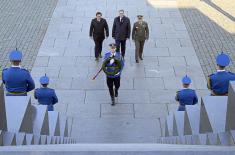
(207, 52), (235, 96)
(175, 75), (198, 111)
(2, 50), (35, 96)
(103, 43), (124, 105)
(132, 15), (149, 63)
(34, 75), (58, 111)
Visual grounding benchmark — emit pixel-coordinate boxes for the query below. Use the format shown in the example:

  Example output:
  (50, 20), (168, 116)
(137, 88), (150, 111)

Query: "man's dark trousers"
(115, 39), (126, 58)
(94, 38), (104, 58)
(106, 77), (120, 97)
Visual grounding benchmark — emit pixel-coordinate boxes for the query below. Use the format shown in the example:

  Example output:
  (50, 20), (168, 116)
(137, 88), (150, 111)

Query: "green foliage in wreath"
(102, 57), (122, 76)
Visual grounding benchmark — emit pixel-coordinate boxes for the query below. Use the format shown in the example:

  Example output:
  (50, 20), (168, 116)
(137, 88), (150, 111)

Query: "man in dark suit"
(112, 10), (131, 58)
(89, 12), (109, 61)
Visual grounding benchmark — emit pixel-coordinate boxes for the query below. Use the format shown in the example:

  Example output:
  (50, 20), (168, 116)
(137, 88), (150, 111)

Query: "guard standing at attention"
(175, 75), (198, 111)
(103, 43), (124, 106)
(34, 75), (58, 111)
(207, 52), (235, 96)
(132, 15), (149, 63)
(2, 50), (35, 96)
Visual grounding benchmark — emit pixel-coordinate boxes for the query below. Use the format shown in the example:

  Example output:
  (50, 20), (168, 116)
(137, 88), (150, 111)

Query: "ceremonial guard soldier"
(132, 15), (149, 63)
(2, 50), (35, 96)
(207, 52), (235, 96)
(175, 75), (198, 111)
(102, 43), (124, 105)
(34, 75), (58, 111)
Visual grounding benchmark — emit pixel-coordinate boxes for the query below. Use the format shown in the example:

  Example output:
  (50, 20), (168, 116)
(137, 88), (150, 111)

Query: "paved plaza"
(0, 0), (58, 70)
(30, 0), (208, 143)
(0, 0), (234, 143)
(178, 0), (235, 75)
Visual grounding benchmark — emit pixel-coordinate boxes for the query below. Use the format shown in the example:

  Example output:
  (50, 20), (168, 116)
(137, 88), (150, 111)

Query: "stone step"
(0, 144), (234, 155)
(71, 118), (161, 143)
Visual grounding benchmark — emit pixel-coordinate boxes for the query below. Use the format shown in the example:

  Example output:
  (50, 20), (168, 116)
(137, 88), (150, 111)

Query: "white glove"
(110, 53), (114, 57)
(109, 58), (114, 65)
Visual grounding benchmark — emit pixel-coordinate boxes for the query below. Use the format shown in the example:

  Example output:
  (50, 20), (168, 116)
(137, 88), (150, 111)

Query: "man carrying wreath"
(103, 43), (124, 105)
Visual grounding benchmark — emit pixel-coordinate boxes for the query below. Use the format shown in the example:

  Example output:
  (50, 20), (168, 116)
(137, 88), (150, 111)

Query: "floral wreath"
(102, 57), (122, 76)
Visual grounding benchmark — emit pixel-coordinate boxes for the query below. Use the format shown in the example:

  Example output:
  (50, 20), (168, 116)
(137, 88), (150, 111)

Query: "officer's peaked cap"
(109, 43), (117, 48)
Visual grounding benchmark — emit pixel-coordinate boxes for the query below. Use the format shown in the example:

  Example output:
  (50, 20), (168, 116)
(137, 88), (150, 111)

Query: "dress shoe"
(111, 97), (115, 106)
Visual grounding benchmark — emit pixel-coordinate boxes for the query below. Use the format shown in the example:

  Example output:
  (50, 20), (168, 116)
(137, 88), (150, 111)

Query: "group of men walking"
(89, 10), (149, 63)
(89, 10), (149, 105)
(1, 10), (235, 109)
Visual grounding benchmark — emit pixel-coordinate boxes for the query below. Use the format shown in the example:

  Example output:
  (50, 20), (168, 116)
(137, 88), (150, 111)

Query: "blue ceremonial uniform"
(176, 75), (198, 111)
(175, 89), (198, 111)
(208, 71), (235, 95)
(104, 52), (124, 78)
(2, 67), (35, 95)
(34, 88), (58, 111)
(35, 75), (58, 111)
(207, 52), (235, 95)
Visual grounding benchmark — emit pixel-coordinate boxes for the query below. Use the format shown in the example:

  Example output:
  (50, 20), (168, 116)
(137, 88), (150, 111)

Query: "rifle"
(92, 67), (103, 80)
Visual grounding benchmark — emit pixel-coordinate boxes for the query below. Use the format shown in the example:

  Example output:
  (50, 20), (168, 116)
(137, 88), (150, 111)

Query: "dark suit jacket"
(112, 16), (131, 40)
(89, 18), (109, 40)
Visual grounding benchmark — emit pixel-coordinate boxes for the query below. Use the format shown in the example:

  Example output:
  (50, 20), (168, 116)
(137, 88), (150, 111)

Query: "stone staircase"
(158, 81), (235, 146)
(0, 0), (235, 154)
(0, 144), (235, 155)
(0, 82), (76, 146)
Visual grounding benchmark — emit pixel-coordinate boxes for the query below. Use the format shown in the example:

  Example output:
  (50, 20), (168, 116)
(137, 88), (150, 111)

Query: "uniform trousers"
(135, 40), (145, 61)
(106, 76), (120, 98)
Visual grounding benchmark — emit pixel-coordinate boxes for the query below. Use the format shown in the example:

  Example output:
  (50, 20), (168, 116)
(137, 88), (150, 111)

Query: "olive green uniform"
(132, 21), (149, 61)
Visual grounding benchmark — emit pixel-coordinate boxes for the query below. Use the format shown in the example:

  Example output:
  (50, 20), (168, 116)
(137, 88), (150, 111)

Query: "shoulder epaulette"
(48, 88), (54, 90)
(21, 68), (29, 72)
(228, 71), (235, 74)
(2, 68), (8, 71)
(208, 73), (214, 77)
